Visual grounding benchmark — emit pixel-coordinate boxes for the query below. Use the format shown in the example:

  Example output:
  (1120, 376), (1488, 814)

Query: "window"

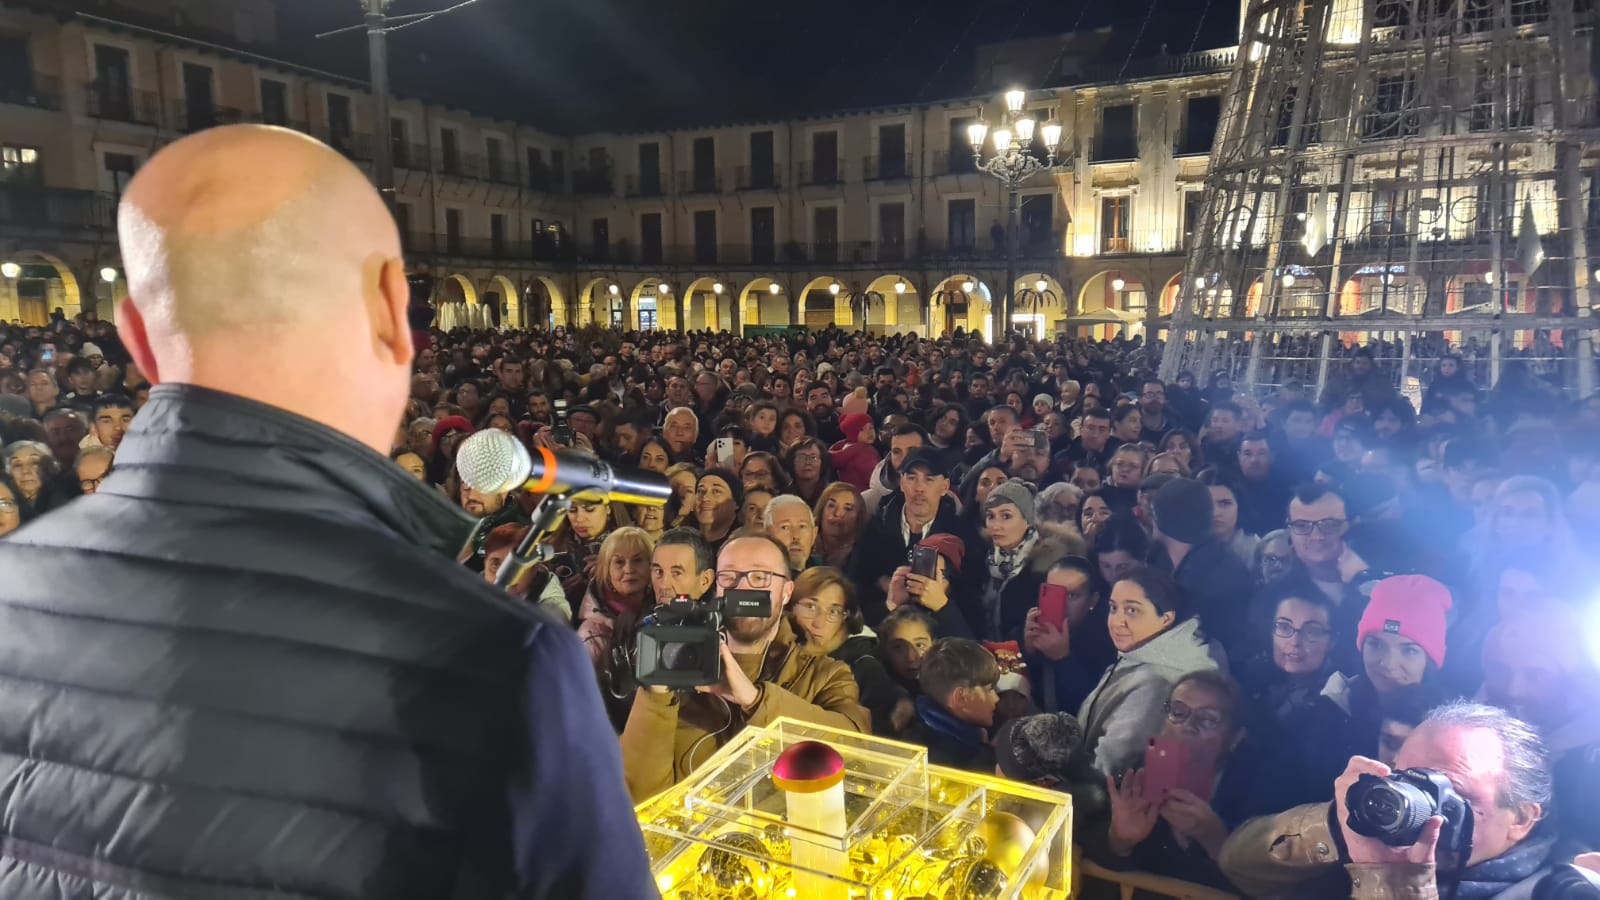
(0, 145), (42, 185)
(1098, 104), (1137, 161)
(445, 208), (463, 255)
(0, 35), (32, 101)
(692, 137), (716, 192)
(182, 62), (215, 131)
(327, 92), (353, 152)
(550, 149), (565, 184)
(102, 151), (137, 194)
(1020, 195), (1053, 254)
(591, 217), (610, 262)
(636, 142), (661, 195)
(391, 118), (409, 167)
(527, 146), (547, 189)
(486, 136), (504, 182)
(878, 203), (906, 260)
(1101, 196), (1131, 253)
(749, 130), (775, 188)
(947, 117), (977, 174)
(260, 78), (288, 126)
(92, 45), (132, 120)
(876, 124), (906, 178)
(638, 296), (658, 330)
(490, 213), (506, 256)
(1363, 75), (1419, 140)
(948, 198), (977, 251)
(641, 212), (663, 265)
(810, 131), (838, 184)
(693, 210), (718, 264)
(1273, 88), (1320, 147)
(1369, 189), (1404, 238)
(751, 207), (776, 264)
(1183, 191), (1206, 249)
(813, 207), (839, 261)
(1179, 96), (1221, 156)
(394, 202), (412, 245)
(440, 128), (461, 176)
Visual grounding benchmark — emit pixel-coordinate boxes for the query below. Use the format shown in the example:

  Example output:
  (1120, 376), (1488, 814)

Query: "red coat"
(828, 440), (880, 492)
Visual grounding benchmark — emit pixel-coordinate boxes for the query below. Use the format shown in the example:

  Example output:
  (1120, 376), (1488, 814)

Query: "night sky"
(275, 0), (1235, 133)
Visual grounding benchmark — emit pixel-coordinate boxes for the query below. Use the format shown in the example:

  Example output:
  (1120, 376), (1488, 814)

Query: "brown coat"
(1219, 801), (1440, 900)
(620, 620), (871, 803)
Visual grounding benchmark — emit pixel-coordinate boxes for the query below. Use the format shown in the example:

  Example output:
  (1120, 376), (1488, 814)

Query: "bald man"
(0, 126), (653, 898)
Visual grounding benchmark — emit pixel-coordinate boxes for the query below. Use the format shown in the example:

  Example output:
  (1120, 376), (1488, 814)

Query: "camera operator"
(619, 532), (871, 802)
(1221, 701), (1571, 899)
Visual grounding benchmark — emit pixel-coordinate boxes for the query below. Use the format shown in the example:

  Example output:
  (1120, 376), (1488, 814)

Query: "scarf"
(914, 696), (987, 758)
(983, 528), (1038, 638)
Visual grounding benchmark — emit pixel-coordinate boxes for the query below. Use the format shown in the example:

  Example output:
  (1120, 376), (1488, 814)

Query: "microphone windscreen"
(456, 429), (531, 494)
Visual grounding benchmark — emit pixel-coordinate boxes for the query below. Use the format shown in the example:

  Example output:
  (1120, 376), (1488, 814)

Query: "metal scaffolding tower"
(1159, 0), (1600, 399)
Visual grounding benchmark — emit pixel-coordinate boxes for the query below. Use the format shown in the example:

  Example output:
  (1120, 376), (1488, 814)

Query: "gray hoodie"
(1075, 618), (1222, 776)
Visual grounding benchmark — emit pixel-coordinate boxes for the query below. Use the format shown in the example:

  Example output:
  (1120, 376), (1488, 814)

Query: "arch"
(630, 277), (673, 331)
(739, 276), (790, 329)
(1159, 272), (1183, 317)
(578, 278), (614, 327)
(864, 274), (917, 334)
(681, 277), (724, 331)
(929, 274), (994, 341)
(1337, 266), (1425, 318)
(798, 275), (843, 329)
(441, 273), (478, 306)
(1, 251), (84, 325)
(525, 275), (565, 329)
(487, 275), (517, 329)
(1076, 270), (1147, 340)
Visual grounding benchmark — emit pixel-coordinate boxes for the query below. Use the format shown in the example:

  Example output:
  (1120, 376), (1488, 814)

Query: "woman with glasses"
(790, 567), (912, 736)
(1092, 671), (1274, 891)
(0, 472), (26, 538)
(784, 438), (834, 507)
(1076, 566), (1220, 777)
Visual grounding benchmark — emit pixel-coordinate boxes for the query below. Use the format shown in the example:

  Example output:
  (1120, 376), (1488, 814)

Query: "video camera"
(1345, 768), (1473, 860)
(634, 589), (771, 689)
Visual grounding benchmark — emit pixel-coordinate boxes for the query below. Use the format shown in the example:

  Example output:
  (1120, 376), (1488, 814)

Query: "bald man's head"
(115, 125), (413, 454)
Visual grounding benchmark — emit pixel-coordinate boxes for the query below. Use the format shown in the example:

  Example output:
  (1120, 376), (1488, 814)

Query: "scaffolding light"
(0, 261), (19, 279)
(1004, 89), (1027, 113)
(1195, 277), (1208, 289)
(1282, 273), (1297, 288)
(1111, 276), (1126, 292)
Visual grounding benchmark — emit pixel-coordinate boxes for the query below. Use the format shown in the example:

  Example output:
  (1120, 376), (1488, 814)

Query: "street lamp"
(0, 261), (19, 279)
(969, 87), (1064, 342)
(768, 282), (781, 294)
(1015, 277), (1058, 324)
(1111, 275), (1126, 292)
(100, 267), (118, 283)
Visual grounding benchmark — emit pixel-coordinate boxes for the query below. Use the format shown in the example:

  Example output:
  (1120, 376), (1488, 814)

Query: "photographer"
(1220, 701), (1571, 899)
(619, 533), (871, 802)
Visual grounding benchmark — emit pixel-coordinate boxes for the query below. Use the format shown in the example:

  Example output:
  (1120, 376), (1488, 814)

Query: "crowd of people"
(6, 306), (1600, 899)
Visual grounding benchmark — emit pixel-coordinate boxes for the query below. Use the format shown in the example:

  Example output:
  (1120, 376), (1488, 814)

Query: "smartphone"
(1037, 584), (1069, 631)
(1142, 736), (1216, 802)
(40, 348), (54, 364)
(712, 437), (734, 465)
(552, 399), (574, 445)
(910, 545), (940, 579)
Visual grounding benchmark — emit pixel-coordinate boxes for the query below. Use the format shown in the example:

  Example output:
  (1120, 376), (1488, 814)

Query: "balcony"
(402, 231), (576, 263)
(528, 166), (563, 193)
(170, 101), (247, 133)
(864, 154), (913, 181)
(799, 160), (845, 186)
(678, 168), (723, 194)
(393, 141), (430, 171)
(736, 165), (780, 190)
(1074, 47), (1238, 86)
(322, 131), (375, 163)
(933, 150), (978, 176)
(1102, 236), (1133, 254)
(1172, 128), (1215, 158)
(626, 172), (666, 197)
(572, 166), (613, 196)
(84, 82), (159, 126)
(0, 185), (116, 231)
(1090, 137), (1140, 164)
(0, 75), (61, 111)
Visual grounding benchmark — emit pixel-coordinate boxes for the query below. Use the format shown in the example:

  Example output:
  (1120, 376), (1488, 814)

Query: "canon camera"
(1345, 768), (1473, 860)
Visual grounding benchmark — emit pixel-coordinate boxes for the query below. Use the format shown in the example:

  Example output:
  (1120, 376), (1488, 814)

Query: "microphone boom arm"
(495, 491), (576, 591)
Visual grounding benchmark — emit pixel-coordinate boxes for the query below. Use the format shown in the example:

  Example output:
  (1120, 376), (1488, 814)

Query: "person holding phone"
(1023, 556), (1116, 715)
(1090, 672), (1263, 891)
(885, 532), (977, 640)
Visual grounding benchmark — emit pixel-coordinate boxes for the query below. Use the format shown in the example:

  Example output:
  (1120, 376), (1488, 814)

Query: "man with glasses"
(1138, 379), (1173, 444)
(1285, 484), (1375, 673)
(620, 533), (870, 801)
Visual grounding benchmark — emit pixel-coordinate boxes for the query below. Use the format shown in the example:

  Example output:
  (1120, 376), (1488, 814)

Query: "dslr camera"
(1345, 768), (1473, 859)
(634, 590), (771, 689)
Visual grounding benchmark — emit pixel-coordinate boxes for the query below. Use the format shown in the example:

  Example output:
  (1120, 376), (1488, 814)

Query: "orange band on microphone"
(528, 445), (558, 494)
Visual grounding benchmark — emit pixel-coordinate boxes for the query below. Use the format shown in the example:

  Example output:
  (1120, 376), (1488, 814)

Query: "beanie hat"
(699, 468), (744, 511)
(994, 713), (1083, 785)
(983, 480), (1038, 527)
(918, 533), (967, 577)
(1151, 477), (1214, 546)
(1032, 393), (1055, 410)
(840, 413), (873, 443)
(841, 387), (870, 417)
(80, 342), (104, 358)
(1357, 575), (1453, 668)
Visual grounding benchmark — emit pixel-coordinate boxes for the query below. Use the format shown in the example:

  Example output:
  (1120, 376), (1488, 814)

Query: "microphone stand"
(494, 490), (575, 591)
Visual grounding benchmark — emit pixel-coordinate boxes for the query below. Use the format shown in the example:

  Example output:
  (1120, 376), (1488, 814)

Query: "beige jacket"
(620, 619), (871, 803)
(1219, 802), (1440, 900)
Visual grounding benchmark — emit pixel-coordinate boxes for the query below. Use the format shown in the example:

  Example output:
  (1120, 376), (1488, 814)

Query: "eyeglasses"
(1288, 518), (1346, 536)
(1164, 700), (1227, 735)
(715, 569), (790, 589)
(1274, 619), (1332, 643)
(0, 499), (15, 513)
(792, 599), (848, 622)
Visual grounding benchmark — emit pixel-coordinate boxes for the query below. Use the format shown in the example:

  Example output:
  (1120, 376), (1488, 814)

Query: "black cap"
(899, 447), (947, 478)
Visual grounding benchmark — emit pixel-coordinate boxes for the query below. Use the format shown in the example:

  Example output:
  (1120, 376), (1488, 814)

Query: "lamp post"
(968, 89), (1063, 343)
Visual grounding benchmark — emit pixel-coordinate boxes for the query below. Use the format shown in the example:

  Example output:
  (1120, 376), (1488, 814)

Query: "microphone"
(455, 428), (673, 506)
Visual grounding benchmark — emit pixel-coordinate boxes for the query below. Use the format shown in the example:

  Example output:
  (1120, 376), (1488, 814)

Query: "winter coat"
(1076, 618), (1222, 776)
(1026, 601), (1117, 716)
(828, 439), (880, 492)
(980, 523), (1085, 643)
(902, 696), (996, 772)
(619, 619), (870, 802)
(851, 492), (984, 628)
(819, 634), (909, 738)
(1166, 538), (1258, 659)
(0, 384), (652, 899)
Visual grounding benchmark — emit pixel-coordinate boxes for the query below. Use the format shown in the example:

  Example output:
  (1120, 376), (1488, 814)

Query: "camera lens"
(1347, 776), (1435, 846)
(661, 641), (702, 672)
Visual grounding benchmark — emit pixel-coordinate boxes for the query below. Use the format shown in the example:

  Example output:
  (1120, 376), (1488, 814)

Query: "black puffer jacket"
(0, 386), (654, 900)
